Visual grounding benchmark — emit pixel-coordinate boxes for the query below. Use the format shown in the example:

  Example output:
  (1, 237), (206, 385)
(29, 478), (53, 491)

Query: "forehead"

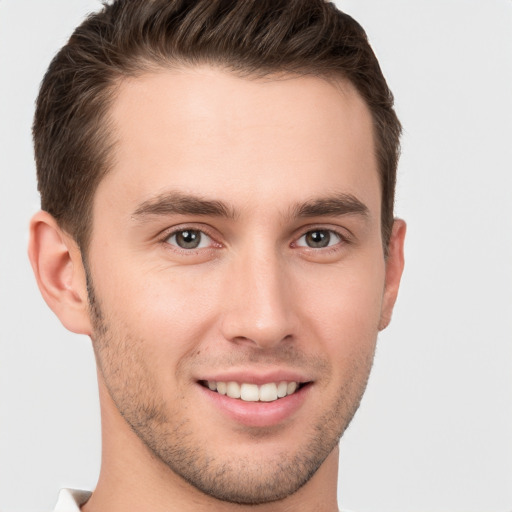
(98, 66), (379, 218)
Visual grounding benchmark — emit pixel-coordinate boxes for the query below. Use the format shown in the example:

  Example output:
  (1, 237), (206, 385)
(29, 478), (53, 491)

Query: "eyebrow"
(132, 191), (237, 220)
(131, 191), (369, 222)
(292, 193), (369, 219)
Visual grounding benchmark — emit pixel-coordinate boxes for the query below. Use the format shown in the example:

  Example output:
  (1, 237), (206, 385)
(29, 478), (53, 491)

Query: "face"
(85, 66), (400, 505)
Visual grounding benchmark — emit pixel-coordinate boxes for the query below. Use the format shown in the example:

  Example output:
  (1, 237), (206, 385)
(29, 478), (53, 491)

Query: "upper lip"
(197, 369), (312, 386)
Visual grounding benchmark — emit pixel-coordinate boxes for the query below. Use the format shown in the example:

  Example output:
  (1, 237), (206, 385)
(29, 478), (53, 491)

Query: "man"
(28, 0), (405, 510)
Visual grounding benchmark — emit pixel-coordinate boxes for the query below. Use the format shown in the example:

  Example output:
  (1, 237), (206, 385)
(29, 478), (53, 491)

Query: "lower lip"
(197, 383), (311, 428)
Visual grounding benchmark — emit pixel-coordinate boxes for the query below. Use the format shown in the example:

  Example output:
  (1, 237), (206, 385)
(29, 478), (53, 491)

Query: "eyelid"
(166, 230), (212, 249)
(159, 223), (222, 250)
(294, 229), (342, 248)
(292, 225), (352, 247)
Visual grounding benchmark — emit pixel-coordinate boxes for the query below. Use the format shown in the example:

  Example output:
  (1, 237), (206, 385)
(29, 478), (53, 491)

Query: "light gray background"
(1, 1), (511, 511)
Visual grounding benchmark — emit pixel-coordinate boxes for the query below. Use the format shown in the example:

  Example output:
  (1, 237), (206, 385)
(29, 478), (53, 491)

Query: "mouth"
(197, 376), (313, 427)
(198, 380), (309, 403)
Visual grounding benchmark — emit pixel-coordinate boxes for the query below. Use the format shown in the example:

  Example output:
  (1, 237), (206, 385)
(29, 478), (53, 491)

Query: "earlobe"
(28, 211), (92, 335)
(378, 219), (406, 331)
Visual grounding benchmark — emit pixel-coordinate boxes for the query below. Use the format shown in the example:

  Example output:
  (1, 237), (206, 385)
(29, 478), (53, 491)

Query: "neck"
(82, 380), (340, 512)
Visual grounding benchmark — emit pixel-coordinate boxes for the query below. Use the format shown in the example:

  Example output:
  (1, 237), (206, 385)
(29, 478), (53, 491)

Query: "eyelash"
(160, 225), (221, 254)
(159, 225), (351, 254)
(291, 226), (351, 255)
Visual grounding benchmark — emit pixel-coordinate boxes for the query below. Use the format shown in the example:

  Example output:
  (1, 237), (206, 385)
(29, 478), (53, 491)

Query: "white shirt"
(52, 488), (354, 511)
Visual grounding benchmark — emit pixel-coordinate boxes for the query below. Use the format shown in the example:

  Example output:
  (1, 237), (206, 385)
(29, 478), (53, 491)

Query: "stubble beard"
(85, 268), (375, 506)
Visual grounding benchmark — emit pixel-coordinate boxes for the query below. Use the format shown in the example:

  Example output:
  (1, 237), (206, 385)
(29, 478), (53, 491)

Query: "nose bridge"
(221, 242), (294, 348)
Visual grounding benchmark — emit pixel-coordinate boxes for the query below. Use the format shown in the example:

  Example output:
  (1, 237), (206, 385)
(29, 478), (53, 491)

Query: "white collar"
(53, 489), (92, 511)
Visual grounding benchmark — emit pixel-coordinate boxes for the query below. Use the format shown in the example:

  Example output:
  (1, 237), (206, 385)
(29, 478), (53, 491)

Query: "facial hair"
(85, 266), (375, 505)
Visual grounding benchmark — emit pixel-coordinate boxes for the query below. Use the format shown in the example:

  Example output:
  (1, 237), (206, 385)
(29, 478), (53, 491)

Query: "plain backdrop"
(1, 1), (511, 511)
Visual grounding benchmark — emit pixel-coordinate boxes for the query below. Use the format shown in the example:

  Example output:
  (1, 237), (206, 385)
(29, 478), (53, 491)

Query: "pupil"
(177, 230), (201, 249)
(306, 230), (330, 248)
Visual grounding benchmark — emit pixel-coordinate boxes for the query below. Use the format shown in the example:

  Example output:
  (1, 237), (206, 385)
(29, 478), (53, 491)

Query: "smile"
(200, 380), (305, 402)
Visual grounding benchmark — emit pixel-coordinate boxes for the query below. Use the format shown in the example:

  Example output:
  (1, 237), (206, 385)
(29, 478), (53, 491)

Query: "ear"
(28, 211), (92, 335)
(379, 219), (406, 331)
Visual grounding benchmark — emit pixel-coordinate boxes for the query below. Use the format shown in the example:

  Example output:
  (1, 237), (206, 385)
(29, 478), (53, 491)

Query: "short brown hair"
(33, 0), (401, 252)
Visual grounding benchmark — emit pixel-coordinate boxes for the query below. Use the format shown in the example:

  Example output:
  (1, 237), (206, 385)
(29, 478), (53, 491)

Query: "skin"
(29, 66), (405, 512)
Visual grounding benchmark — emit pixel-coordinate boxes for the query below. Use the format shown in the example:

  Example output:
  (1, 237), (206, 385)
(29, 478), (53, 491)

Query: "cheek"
(93, 258), (223, 353)
(295, 255), (386, 354)
(90, 263), (222, 402)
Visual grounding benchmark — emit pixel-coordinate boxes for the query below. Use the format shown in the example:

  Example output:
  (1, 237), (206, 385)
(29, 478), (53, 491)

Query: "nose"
(220, 247), (297, 350)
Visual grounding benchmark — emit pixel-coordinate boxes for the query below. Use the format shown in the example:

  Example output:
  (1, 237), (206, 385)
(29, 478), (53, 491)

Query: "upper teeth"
(206, 381), (299, 402)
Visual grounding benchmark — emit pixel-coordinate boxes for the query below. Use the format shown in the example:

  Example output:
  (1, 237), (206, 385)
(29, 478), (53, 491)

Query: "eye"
(166, 229), (212, 250)
(295, 229), (342, 249)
